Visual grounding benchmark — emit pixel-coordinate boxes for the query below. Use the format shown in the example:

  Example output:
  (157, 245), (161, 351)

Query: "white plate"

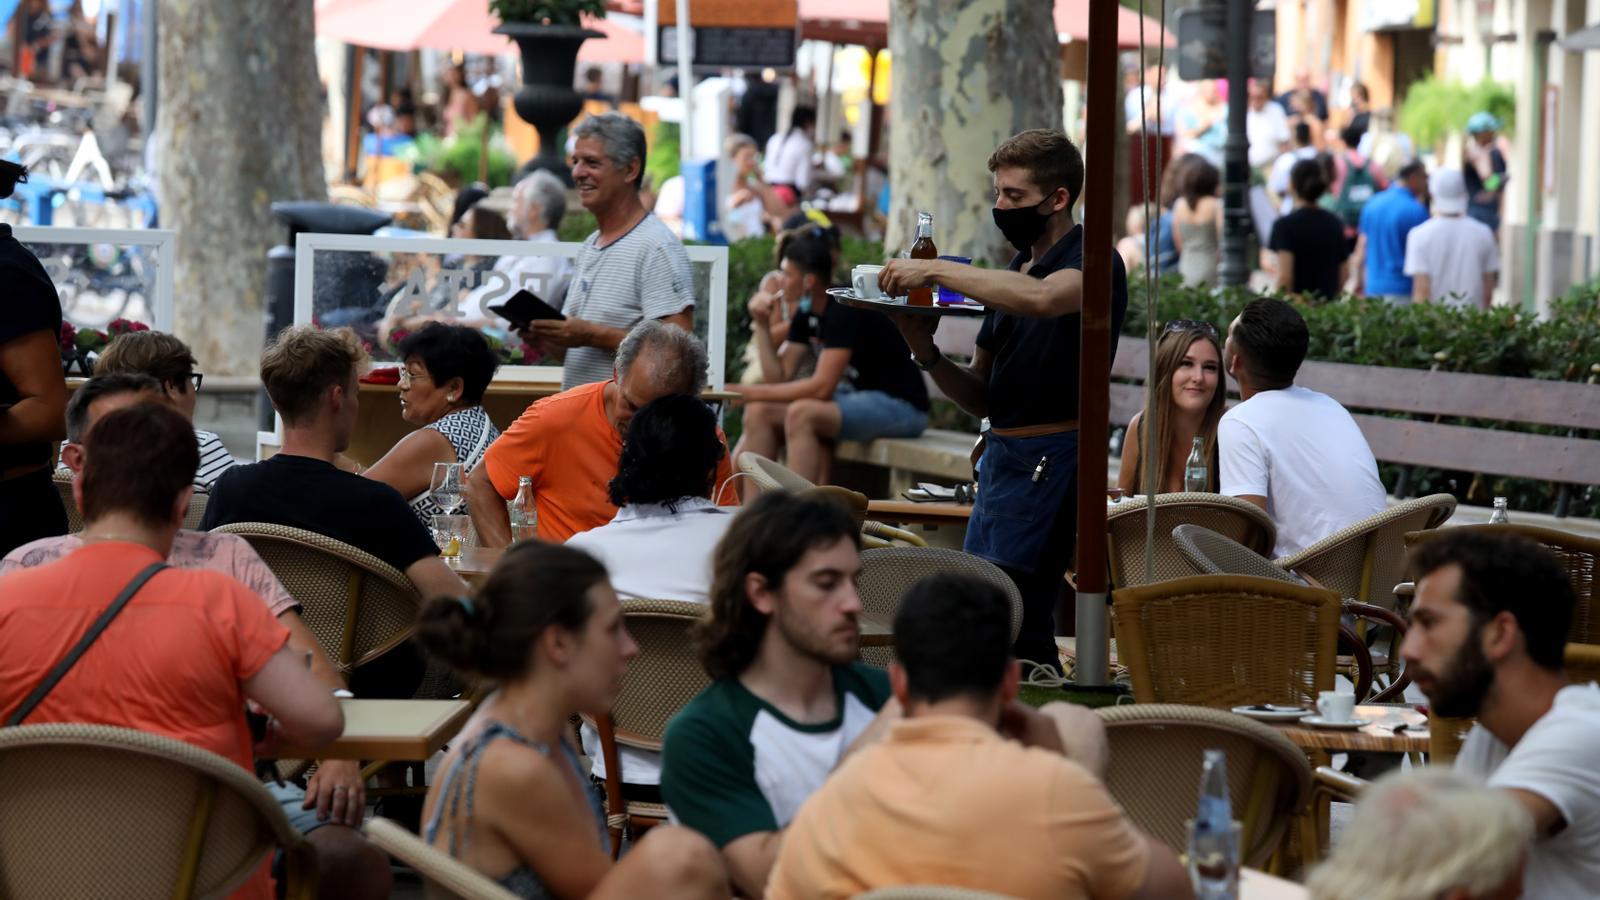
(1231, 705), (1312, 722)
(1301, 716), (1366, 730)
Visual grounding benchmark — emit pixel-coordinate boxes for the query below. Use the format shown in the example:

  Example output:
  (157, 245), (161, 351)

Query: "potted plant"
(491, 0), (607, 184)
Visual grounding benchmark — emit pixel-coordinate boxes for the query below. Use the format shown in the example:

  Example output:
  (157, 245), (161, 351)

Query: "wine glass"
(430, 462), (463, 515)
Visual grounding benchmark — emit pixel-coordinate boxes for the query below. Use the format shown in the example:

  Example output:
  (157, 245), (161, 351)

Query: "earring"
(448, 394), (457, 402)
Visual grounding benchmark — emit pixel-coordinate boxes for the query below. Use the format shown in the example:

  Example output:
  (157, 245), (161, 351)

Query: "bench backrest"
(1112, 336), (1600, 487)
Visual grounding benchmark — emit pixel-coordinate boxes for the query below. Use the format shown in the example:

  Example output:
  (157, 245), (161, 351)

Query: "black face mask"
(991, 197), (1057, 253)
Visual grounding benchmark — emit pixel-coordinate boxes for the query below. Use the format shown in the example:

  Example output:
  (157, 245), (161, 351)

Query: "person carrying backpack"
(1320, 124), (1388, 250)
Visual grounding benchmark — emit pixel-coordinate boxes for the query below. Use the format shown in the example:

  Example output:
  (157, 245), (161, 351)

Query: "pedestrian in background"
(1404, 168), (1500, 309)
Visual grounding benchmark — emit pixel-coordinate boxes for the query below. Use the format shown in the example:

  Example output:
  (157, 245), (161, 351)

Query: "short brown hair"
(261, 326), (367, 424)
(95, 331), (197, 392)
(987, 129), (1085, 210)
(80, 403), (199, 527)
(695, 492), (860, 680)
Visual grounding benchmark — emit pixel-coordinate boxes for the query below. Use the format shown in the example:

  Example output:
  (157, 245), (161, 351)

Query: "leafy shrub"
(1399, 77), (1516, 152)
(404, 114), (517, 187)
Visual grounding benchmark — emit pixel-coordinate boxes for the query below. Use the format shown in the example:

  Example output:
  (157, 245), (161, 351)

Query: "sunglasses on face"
(1162, 319), (1220, 340)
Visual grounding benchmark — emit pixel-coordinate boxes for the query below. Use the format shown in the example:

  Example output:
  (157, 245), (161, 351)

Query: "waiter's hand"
(527, 317), (594, 349)
(887, 311), (940, 361)
(878, 259), (939, 297)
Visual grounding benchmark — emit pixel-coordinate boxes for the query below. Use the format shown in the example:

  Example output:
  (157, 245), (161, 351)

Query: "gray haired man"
(523, 112), (698, 390)
(466, 319), (735, 546)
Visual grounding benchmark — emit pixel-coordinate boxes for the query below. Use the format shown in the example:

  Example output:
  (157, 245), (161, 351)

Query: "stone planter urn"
(495, 22), (604, 185)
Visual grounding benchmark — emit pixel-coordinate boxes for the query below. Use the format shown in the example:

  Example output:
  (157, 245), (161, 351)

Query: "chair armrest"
(1337, 623), (1374, 701)
(862, 520), (929, 547)
(1313, 765), (1368, 802)
(1344, 601), (1413, 703)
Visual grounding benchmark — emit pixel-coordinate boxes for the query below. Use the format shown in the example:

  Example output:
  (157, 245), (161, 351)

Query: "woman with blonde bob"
(1117, 320), (1226, 495)
(1308, 767), (1532, 900)
(414, 541), (728, 900)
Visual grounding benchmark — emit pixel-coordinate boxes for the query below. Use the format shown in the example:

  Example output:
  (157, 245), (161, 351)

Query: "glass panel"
(21, 238), (161, 334)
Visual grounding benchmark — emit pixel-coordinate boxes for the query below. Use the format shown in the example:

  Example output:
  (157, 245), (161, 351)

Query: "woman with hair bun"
(415, 541), (727, 899)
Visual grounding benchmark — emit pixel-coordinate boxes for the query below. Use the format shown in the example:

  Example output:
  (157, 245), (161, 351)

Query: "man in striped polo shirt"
(524, 112), (697, 391)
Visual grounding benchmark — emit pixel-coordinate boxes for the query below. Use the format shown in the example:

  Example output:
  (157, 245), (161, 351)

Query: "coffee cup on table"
(851, 265), (885, 299)
(1316, 690), (1356, 723)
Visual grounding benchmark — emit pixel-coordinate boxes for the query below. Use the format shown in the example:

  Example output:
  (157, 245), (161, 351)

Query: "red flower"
(59, 321), (77, 353)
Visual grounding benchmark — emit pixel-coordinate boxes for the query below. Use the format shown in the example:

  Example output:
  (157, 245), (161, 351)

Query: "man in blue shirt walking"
(1351, 161), (1429, 303)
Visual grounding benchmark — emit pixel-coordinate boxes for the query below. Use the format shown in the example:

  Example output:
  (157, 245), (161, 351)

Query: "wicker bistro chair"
(855, 547), (1024, 668)
(1098, 704), (1312, 873)
(1173, 524), (1418, 702)
(213, 522), (421, 676)
(1104, 493), (1277, 589)
(740, 454), (928, 548)
(52, 469), (82, 533)
(364, 817), (519, 900)
(1111, 574), (1341, 709)
(54, 470), (207, 533)
(1405, 523), (1600, 644)
(1277, 494), (1456, 611)
(0, 723), (316, 900)
(584, 599), (713, 856)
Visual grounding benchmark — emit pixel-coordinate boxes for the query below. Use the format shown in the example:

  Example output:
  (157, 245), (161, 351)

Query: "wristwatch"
(912, 349), (942, 371)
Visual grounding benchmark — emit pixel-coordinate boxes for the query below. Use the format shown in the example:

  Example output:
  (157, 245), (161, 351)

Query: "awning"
(798, 0), (1174, 50)
(315, 0), (644, 63)
(1563, 23), (1600, 51)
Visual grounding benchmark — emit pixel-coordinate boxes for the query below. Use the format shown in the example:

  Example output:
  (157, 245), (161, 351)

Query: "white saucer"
(1302, 716), (1366, 730)
(1231, 705), (1311, 722)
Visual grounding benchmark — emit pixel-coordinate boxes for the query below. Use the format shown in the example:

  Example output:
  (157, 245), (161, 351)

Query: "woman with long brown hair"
(1118, 321), (1226, 495)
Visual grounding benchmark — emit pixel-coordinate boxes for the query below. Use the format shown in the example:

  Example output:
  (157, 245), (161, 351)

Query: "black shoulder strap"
(5, 561), (168, 727)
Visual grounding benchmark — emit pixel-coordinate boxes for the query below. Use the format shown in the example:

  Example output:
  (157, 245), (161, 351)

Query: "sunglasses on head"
(1162, 319), (1219, 339)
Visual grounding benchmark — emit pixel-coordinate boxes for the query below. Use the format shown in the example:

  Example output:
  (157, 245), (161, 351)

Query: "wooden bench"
(1112, 336), (1600, 515)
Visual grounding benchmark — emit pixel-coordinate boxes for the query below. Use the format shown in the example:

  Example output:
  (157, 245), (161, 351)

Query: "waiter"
(879, 129), (1127, 673)
(0, 160), (69, 554)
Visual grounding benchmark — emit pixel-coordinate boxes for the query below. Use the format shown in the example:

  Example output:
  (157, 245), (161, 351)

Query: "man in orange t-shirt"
(767, 573), (1193, 900)
(468, 320), (737, 545)
(0, 403), (343, 900)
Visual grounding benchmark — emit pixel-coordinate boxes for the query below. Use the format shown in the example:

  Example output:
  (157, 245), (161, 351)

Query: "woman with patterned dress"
(364, 324), (501, 527)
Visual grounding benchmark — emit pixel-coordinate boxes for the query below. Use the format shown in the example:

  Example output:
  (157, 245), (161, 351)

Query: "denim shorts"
(834, 385), (928, 444)
(265, 779), (335, 835)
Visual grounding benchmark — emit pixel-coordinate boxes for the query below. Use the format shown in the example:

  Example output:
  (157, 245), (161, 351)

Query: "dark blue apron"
(963, 430), (1079, 573)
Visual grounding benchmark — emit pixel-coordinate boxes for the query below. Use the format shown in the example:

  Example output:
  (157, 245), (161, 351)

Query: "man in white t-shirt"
(1404, 168), (1500, 310)
(1402, 530), (1600, 899)
(1218, 298), (1386, 556)
(1245, 81), (1291, 170)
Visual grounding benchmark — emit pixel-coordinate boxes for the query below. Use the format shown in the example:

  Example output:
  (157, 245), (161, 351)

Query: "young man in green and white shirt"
(660, 492), (895, 898)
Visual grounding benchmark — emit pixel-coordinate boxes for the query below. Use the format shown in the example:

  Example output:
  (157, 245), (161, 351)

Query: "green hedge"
(1124, 276), (1600, 517)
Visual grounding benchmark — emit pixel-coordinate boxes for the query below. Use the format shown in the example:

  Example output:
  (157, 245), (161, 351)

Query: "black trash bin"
(260, 202), (392, 430)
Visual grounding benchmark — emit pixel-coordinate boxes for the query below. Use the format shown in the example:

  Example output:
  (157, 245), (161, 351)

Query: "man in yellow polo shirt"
(767, 573), (1192, 900)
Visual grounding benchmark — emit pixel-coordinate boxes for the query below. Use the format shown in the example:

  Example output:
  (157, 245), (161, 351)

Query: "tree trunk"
(156, 0), (326, 376)
(886, 0), (1063, 263)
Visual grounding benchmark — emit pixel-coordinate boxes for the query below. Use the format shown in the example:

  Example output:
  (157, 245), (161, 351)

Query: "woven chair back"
(1565, 642), (1600, 686)
(52, 469), (82, 533)
(1098, 704), (1311, 870)
(1407, 523), (1600, 643)
(738, 452), (816, 494)
(1172, 524), (1301, 583)
(1105, 493), (1277, 589)
(608, 599), (712, 751)
(212, 522), (419, 673)
(364, 818), (519, 900)
(1281, 494), (1455, 609)
(1112, 574), (1340, 708)
(183, 491), (209, 531)
(856, 547), (1023, 668)
(0, 724), (307, 900)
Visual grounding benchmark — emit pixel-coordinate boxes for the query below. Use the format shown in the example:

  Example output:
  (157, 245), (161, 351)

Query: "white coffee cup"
(1316, 690), (1356, 723)
(851, 264), (885, 299)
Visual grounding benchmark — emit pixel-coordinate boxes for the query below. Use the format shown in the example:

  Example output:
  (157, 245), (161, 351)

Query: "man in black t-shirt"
(879, 129), (1127, 672)
(202, 326), (466, 602)
(0, 159), (68, 555)
(729, 230), (928, 485)
(1268, 158), (1350, 301)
